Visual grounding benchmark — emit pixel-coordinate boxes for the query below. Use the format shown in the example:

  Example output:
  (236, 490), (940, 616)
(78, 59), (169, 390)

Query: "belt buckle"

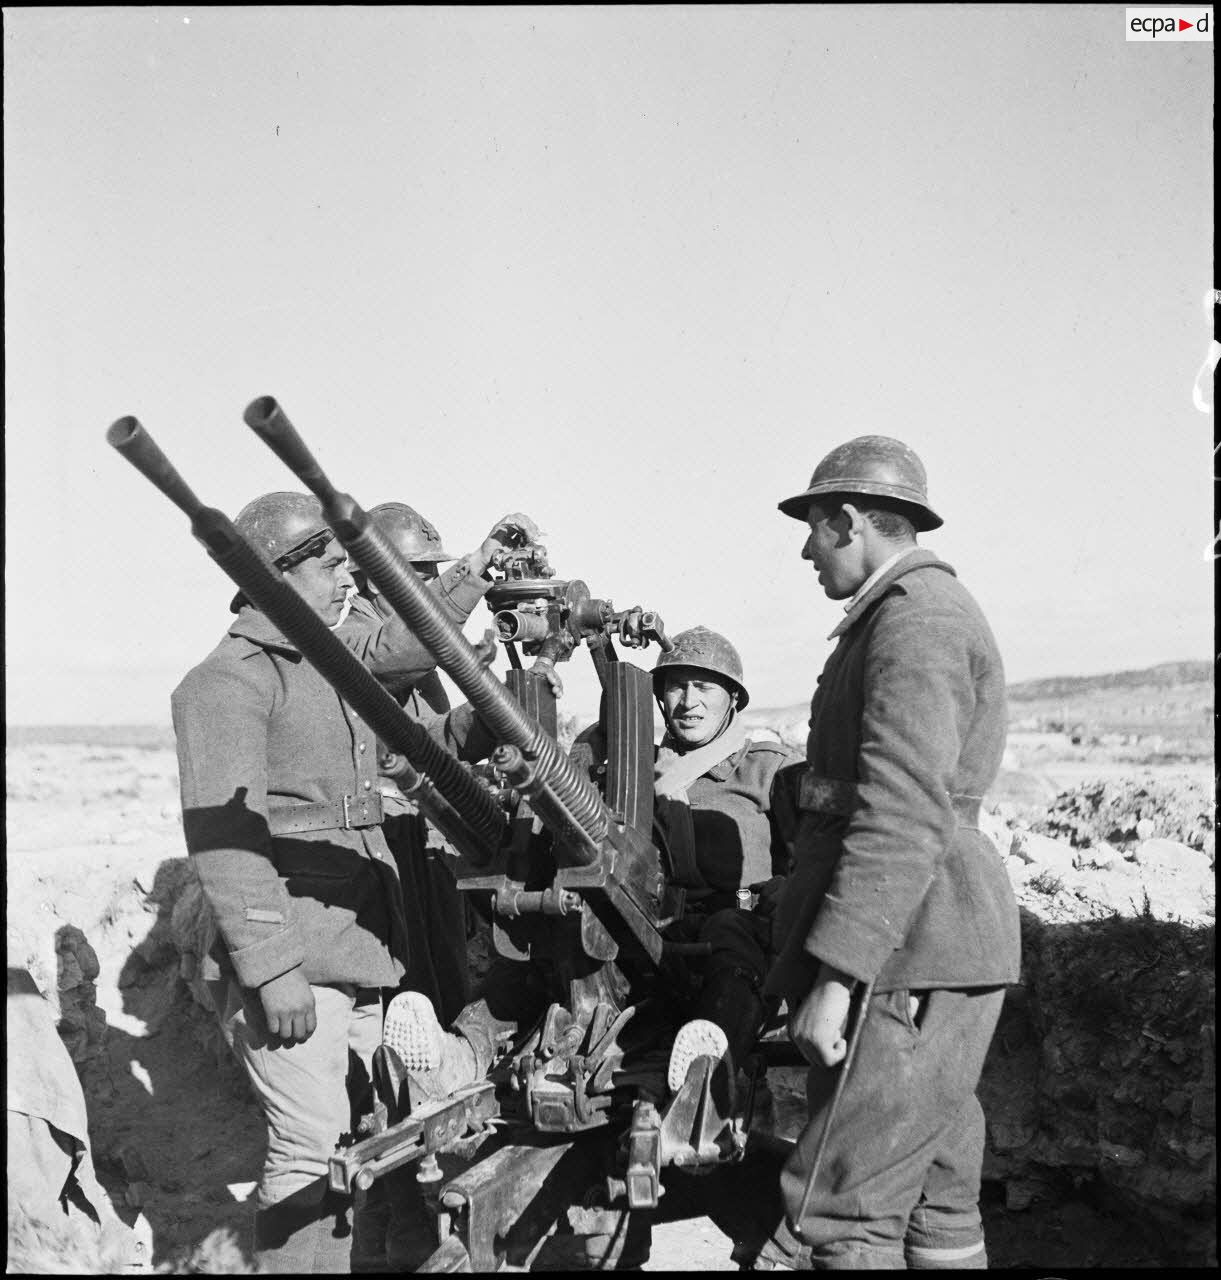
(341, 795), (353, 829)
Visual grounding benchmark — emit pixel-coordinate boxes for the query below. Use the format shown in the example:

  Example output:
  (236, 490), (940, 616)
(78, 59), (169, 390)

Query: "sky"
(4, 5), (1214, 726)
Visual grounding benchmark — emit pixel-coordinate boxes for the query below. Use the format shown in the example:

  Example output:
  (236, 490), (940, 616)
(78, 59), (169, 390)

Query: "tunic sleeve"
(172, 663), (305, 988)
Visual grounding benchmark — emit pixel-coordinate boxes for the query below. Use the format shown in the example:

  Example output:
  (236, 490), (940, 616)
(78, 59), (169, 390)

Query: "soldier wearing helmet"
(344, 501), (535, 1043)
(344, 499), (544, 757)
(339, 499), (543, 1271)
(170, 490), (539, 1273)
(344, 501), (454, 713)
(340, 503), (542, 704)
(648, 626), (803, 1104)
(760, 437), (1019, 1270)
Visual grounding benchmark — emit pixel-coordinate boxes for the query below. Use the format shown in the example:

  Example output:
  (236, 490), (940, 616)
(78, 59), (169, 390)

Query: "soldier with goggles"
(172, 490), (539, 1274)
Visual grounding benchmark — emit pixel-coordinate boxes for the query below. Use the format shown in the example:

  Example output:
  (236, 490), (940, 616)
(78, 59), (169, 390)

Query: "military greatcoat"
(172, 560), (489, 992)
(769, 549), (1020, 1001)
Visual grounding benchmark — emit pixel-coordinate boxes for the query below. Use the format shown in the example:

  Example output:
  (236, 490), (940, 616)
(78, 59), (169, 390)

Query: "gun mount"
(107, 399), (794, 1272)
(484, 542), (674, 687)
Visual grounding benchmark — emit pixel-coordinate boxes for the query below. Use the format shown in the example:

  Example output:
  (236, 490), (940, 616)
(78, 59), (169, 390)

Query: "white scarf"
(654, 717), (749, 802)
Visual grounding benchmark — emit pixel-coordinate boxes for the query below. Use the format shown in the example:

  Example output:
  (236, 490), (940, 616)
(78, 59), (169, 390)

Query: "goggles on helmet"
(273, 527), (334, 571)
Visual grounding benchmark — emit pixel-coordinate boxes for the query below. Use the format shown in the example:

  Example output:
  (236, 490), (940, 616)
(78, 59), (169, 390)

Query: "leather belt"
(797, 771), (981, 829)
(267, 791), (385, 836)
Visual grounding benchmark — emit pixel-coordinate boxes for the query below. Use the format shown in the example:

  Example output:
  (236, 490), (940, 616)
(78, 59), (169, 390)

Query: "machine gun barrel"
(243, 396), (612, 864)
(105, 416), (504, 864)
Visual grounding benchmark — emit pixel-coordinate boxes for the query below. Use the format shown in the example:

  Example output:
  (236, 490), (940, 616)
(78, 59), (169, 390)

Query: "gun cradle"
(461, 662), (669, 966)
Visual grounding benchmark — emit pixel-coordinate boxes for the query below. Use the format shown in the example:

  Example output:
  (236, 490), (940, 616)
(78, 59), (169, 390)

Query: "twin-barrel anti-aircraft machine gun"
(107, 399), (788, 1271)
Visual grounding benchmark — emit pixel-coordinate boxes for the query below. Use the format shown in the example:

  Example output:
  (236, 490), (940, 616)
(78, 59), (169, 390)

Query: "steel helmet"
(234, 492), (333, 568)
(651, 626), (749, 710)
(778, 435), (943, 531)
(368, 502), (453, 563)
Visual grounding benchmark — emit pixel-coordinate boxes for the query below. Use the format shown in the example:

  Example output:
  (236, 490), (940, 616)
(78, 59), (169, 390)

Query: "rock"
(1161, 1090), (1191, 1118)
(989, 1119), (1038, 1152)
(1004, 855), (1036, 887)
(56, 926), (100, 987)
(1011, 830), (1076, 872)
(1075, 870), (1154, 918)
(1003, 1178), (1042, 1211)
(57, 953), (85, 992)
(1076, 842), (1120, 870)
(1131, 838), (1211, 874)
(1099, 1142), (1145, 1168)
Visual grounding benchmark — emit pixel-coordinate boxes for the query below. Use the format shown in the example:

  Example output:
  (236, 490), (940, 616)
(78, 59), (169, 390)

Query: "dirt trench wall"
(979, 908), (1215, 1265)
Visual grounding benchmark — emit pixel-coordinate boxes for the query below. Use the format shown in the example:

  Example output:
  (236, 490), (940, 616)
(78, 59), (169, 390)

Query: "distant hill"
(1007, 661), (1211, 702)
(7, 660), (1211, 752)
(741, 659), (1214, 754)
(6, 724), (176, 750)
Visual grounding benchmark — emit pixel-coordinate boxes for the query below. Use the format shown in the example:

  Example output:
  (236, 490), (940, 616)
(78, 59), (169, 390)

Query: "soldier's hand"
(616, 607), (646, 648)
(788, 966), (854, 1068)
(258, 968), (317, 1044)
(477, 513), (542, 567)
(529, 659), (565, 699)
(749, 875), (786, 919)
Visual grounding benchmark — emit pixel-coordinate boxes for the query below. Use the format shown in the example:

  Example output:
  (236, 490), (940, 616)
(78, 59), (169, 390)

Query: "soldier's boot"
(350, 1181), (391, 1273)
(452, 997), (517, 1076)
(253, 1182), (354, 1274)
(351, 1168), (440, 1273)
(667, 1019), (729, 1094)
(382, 1167), (441, 1271)
(383, 992), (513, 1103)
(677, 964), (773, 1120)
(697, 963), (768, 1079)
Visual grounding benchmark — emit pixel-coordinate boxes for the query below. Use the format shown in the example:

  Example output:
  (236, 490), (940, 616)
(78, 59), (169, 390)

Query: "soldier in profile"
(171, 490), (539, 1273)
(763, 436), (1019, 1269)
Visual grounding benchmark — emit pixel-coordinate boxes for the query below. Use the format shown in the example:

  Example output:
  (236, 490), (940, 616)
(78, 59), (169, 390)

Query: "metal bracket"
(622, 1100), (664, 1210)
(328, 1081), (498, 1195)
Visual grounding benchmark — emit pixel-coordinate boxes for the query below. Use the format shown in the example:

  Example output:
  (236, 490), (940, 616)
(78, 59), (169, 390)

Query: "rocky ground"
(5, 694), (1215, 1271)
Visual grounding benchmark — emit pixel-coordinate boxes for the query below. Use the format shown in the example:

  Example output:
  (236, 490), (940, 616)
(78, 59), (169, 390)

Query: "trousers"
(770, 985), (1005, 1270)
(210, 976), (383, 1273)
(383, 812), (471, 1025)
